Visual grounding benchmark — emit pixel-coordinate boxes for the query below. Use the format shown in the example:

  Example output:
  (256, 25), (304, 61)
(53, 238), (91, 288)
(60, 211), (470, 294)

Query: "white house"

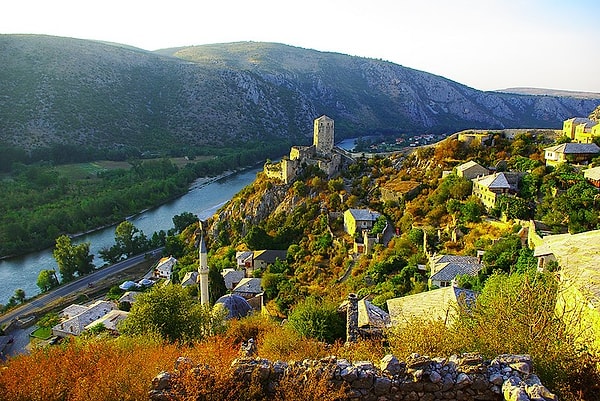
(52, 300), (116, 337)
(154, 256), (177, 280)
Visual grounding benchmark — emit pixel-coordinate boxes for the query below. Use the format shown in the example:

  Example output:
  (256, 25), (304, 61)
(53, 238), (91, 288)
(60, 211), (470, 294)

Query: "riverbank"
(0, 165), (264, 305)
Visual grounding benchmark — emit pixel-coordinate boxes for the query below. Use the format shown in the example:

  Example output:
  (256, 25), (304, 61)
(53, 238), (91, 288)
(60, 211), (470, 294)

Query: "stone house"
(84, 310), (129, 334)
(180, 271), (198, 287)
(471, 172), (521, 209)
(387, 285), (477, 327)
(584, 166), (600, 188)
(455, 160), (489, 180)
(154, 256), (177, 280)
(544, 143), (600, 167)
(52, 300), (116, 337)
(232, 278), (263, 300)
(379, 178), (421, 203)
(221, 268), (245, 290)
(428, 254), (482, 288)
(563, 117), (600, 143)
(532, 229), (600, 355)
(344, 208), (382, 236)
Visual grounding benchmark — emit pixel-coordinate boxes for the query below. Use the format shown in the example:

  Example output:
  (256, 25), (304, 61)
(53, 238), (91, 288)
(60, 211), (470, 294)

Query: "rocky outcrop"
(149, 353), (557, 401)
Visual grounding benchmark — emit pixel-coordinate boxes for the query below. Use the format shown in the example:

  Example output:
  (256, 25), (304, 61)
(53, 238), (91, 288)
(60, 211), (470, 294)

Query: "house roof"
(584, 166), (600, 181)
(347, 208), (381, 222)
(471, 172), (521, 190)
(118, 291), (141, 304)
(544, 143), (600, 154)
(358, 299), (390, 328)
(232, 277), (263, 294)
(85, 310), (129, 332)
(253, 250), (287, 264)
(387, 286), (478, 326)
(181, 271), (198, 286)
(456, 160), (486, 173)
(566, 117), (598, 127)
(431, 254), (480, 265)
(430, 261), (482, 282)
(533, 230), (600, 305)
(62, 304), (89, 318)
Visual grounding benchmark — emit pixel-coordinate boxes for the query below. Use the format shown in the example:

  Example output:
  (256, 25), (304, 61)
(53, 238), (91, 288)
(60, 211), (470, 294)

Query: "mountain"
(1, 35), (599, 154)
(497, 87), (600, 99)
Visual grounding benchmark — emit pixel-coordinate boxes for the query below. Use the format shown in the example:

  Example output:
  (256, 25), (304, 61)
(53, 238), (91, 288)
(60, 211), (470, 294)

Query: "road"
(0, 250), (161, 329)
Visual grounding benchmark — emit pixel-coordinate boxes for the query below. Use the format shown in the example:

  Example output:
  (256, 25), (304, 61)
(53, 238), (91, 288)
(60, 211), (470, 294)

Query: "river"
(0, 167), (262, 305)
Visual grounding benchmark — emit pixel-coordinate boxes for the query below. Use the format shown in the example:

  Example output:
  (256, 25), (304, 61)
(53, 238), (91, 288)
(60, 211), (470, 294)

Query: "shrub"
(287, 297), (345, 344)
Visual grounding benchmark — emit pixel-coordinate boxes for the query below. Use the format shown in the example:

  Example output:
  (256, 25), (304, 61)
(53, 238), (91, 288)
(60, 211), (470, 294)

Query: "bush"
(287, 297), (345, 344)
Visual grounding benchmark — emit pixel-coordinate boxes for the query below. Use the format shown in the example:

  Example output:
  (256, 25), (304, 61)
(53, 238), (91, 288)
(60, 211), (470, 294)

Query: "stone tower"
(198, 235), (210, 305)
(313, 115), (334, 156)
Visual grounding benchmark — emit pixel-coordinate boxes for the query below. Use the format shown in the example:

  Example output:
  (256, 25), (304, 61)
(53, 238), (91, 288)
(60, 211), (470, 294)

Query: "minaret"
(198, 234), (210, 305)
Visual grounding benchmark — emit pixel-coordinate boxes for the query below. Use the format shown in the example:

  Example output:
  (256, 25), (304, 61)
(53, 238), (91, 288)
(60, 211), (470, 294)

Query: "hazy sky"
(3, 0), (599, 92)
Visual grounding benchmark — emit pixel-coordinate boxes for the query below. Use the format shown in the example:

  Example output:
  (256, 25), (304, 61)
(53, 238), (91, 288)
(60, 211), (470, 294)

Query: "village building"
(235, 249), (287, 276)
(154, 256), (177, 280)
(236, 251), (254, 270)
(343, 208), (382, 236)
(428, 254), (483, 288)
(387, 286), (477, 327)
(118, 291), (141, 308)
(456, 131), (493, 146)
(532, 229), (600, 355)
(84, 310), (129, 334)
(339, 297), (390, 339)
(264, 115), (352, 184)
(221, 268), (245, 290)
(455, 160), (489, 180)
(543, 143), (600, 167)
(52, 300), (116, 337)
(232, 277), (264, 311)
(378, 178), (421, 203)
(180, 271), (198, 287)
(471, 172), (522, 209)
(583, 166), (600, 188)
(563, 117), (600, 143)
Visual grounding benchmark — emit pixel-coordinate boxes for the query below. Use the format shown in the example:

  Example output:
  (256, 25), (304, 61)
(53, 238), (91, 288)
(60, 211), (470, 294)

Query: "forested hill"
(2, 35), (599, 155)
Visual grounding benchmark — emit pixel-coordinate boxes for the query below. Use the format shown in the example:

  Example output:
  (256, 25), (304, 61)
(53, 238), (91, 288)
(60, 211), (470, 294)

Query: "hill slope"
(1, 35), (599, 154)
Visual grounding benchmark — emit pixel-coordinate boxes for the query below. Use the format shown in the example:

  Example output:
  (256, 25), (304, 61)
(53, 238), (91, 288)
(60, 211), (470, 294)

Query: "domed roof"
(214, 294), (252, 319)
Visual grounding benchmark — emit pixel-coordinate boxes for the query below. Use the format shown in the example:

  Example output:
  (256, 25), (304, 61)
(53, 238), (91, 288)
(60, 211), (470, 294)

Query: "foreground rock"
(149, 352), (556, 401)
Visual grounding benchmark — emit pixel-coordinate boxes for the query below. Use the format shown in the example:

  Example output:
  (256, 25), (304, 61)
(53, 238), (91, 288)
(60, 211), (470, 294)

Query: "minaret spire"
(197, 221), (210, 305)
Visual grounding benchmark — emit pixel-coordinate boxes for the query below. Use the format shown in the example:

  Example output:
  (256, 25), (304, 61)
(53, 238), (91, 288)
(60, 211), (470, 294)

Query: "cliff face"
(2, 36), (599, 153)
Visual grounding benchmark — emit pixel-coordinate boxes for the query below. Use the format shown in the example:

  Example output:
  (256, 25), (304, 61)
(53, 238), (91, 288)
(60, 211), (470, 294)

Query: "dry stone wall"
(149, 352), (557, 401)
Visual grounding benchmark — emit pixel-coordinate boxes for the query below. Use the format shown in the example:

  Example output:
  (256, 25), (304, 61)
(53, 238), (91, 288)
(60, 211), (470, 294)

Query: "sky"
(2, 0), (600, 93)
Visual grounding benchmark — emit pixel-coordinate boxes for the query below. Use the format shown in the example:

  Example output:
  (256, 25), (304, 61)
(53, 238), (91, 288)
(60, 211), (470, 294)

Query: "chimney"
(346, 293), (359, 344)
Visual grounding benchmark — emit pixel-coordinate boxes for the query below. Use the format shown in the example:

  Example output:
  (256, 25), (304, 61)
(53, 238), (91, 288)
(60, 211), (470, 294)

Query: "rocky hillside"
(2, 35), (599, 154)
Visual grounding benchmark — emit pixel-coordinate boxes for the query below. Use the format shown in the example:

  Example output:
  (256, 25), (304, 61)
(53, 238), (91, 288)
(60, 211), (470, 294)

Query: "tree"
(120, 284), (226, 343)
(172, 212), (198, 234)
(37, 269), (59, 292)
(287, 297), (345, 343)
(12, 288), (26, 304)
(101, 221), (150, 263)
(208, 265), (227, 304)
(53, 235), (94, 282)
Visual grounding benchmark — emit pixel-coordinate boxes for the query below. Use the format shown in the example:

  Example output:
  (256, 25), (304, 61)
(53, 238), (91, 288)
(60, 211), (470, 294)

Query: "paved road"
(0, 250), (161, 328)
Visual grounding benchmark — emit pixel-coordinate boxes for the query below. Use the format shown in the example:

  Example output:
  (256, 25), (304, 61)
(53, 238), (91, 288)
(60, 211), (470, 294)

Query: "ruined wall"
(149, 353), (557, 401)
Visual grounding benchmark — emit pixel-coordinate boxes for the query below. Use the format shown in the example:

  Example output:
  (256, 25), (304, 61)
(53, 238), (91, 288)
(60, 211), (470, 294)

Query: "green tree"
(36, 269), (59, 292)
(208, 265), (227, 304)
(12, 288), (26, 304)
(172, 212), (198, 234)
(53, 235), (94, 282)
(120, 284), (226, 343)
(287, 297), (345, 343)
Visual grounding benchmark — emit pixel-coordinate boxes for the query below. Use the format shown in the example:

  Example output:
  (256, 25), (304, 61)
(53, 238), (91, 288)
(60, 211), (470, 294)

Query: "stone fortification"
(149, 352), (556, 401)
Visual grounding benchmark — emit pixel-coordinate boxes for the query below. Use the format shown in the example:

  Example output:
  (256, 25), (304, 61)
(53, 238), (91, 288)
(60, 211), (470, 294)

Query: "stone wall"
(149, 352), (557, 401)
